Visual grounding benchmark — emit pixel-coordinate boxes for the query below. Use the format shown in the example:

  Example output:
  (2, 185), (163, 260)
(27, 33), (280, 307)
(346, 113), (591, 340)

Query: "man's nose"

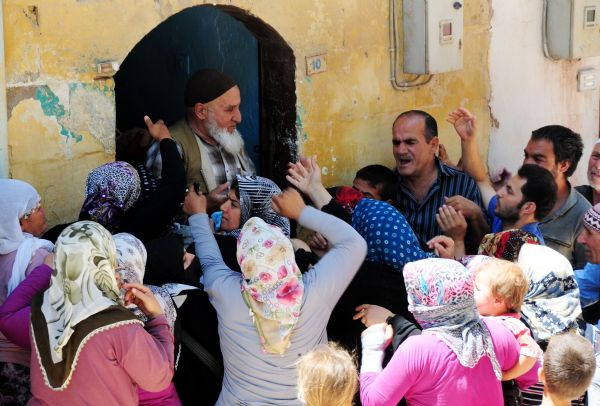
(233, 108), (242, 124)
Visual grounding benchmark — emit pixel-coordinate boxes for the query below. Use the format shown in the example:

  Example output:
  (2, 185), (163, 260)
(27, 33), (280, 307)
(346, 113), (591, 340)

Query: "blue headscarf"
(351, 199), (434, 271)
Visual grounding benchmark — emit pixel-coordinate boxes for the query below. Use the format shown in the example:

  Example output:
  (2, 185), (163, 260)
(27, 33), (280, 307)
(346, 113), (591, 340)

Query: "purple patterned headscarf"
(403, 258), (502, 379)
(80, 162), (140, 232)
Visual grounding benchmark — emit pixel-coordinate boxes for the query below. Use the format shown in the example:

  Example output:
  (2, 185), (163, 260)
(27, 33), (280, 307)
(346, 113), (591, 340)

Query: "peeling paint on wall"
(34, 85), (83, 143)
(4, 0), (492, 225)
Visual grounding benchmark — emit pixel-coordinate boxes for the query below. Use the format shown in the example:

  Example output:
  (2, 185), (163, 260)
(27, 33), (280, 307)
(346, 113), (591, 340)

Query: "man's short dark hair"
(517, 164), (557, 220)
(531, 125), (583, 178)
(393, 110), (438, 142)
(355, 165), (397, 201)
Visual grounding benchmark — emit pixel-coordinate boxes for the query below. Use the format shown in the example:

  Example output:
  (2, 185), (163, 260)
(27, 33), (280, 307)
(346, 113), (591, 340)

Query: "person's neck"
(503, 214), (536, 231)
(592, 187), (600, 205)
(401, 164), (438, 203)
(540, 391), (571, 406)
(550, 177), (570, 215)
(186, 115), (217, 146)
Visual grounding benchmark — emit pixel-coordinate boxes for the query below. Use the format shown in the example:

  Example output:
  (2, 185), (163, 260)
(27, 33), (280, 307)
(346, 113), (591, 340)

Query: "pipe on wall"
(0, 3), (8, 178)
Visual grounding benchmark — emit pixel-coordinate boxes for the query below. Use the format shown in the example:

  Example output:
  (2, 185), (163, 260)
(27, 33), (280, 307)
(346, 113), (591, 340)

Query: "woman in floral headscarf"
(0, 179), (52, 405)
(359, 258), (538, 406)
(184, 187), (366, 405)
(28, 221), (174, 405)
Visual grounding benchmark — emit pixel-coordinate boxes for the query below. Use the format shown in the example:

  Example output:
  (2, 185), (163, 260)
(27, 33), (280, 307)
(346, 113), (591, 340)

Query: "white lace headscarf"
(0, 179), (53, 294)
(113, 233), (177, 332)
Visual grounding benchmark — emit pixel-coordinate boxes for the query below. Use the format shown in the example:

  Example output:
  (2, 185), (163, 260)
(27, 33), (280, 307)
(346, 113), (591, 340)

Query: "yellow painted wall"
(3, 0), (491, 226)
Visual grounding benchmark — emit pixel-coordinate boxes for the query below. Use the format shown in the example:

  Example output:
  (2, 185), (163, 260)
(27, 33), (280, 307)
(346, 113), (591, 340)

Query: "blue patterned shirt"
(395, 158), (484, 249)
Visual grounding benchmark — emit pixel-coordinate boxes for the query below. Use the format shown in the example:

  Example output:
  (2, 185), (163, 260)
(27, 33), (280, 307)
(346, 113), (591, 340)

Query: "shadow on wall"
(115, 4), (297, 183)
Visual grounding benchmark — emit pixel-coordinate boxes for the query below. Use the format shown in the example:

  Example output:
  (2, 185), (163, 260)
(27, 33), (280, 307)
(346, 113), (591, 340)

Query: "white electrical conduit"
(389, 0), (433, 89)
(541, 0), (560, 61)
(0, 4), (8, 177)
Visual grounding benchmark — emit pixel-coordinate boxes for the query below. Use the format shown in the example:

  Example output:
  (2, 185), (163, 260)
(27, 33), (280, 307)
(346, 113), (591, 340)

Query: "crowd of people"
(1, 69), (599, 406)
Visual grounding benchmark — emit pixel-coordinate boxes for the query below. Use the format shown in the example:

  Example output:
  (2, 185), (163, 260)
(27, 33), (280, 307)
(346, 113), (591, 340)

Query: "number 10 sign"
(306, 53), (327, 75)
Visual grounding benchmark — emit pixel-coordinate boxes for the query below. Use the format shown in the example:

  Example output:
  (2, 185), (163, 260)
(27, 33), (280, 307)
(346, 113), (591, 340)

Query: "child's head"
(297, 342), (357, 406)
(473, 258), (528, 316)
(353, 165), (396, 201)
(541, 333), (596, 400)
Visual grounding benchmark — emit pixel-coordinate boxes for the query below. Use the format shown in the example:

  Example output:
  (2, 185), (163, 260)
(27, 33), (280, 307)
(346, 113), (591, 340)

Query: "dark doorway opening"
(115, 5), (297, 185)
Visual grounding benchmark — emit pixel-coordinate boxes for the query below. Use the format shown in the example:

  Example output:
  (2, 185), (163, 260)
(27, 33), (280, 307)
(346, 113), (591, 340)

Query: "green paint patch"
(35, 86), (65, 118)
(59, 125), (83, 142)
(35, 85), (83, 143)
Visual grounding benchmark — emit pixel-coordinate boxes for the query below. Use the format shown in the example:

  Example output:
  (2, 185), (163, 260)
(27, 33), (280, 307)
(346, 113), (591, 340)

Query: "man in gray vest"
(170, 69), (255, 210)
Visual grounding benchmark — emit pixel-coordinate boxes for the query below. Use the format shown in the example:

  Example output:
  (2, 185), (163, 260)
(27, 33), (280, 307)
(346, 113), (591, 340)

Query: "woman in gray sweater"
(184, 187), (367, 405)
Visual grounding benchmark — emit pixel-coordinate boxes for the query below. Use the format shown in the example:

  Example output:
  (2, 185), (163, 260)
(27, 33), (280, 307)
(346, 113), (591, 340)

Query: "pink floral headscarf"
(403, 258), (502, 379)
(237, 217), (304, 355)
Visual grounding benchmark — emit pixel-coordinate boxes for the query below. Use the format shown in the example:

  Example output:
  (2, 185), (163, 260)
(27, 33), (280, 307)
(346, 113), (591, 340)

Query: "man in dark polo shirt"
(392, 110), (488, 252)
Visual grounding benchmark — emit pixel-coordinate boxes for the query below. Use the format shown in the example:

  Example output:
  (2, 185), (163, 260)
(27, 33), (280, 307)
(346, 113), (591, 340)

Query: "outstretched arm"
(0, 262), (52, 348)
(447, 108), (495, 208)
(184, 189), (235, 292)
(287, 155), (332, 209)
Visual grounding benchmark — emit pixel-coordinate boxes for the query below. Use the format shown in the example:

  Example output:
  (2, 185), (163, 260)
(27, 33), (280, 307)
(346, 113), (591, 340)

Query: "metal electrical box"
(546, 0), (600, 59)
(403, 0), (464, 74)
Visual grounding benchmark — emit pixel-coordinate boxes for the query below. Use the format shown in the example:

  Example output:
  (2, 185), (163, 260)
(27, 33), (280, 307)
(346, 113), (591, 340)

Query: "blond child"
(297, 342), (357, 406)
(540, 333), (596, 406)
(473, 258), (543, 380)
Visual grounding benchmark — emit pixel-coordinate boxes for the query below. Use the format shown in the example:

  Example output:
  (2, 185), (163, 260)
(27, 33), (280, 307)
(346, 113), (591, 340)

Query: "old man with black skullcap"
(170, 69), (256, 209)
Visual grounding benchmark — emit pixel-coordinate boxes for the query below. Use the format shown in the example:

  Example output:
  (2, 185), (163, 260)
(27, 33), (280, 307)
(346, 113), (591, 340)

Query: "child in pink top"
(470, 256), (543, 380)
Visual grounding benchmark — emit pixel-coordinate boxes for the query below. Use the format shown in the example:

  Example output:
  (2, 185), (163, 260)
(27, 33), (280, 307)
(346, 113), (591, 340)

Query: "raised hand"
(446, 107), (477, 142)
(436, 205), (468, 241)
(287, 155), (322, 195)
(122, 283), (163, 318)
(183, 186), (208, 215)
(271, 188), (306, 221)
(143, 115), (172, 141)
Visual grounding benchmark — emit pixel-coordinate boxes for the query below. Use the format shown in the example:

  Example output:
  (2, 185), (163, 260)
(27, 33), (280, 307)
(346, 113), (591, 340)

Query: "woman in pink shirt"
(359, 258), (538, 406)
(28, 221), (174, 405)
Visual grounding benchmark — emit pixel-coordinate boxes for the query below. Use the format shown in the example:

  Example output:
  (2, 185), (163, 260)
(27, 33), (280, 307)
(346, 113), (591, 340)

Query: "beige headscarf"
(31, 221), (141, 390)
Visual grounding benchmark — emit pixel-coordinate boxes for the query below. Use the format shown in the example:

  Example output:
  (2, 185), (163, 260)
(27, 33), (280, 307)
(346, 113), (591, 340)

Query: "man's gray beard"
(206, 117), (245, 155)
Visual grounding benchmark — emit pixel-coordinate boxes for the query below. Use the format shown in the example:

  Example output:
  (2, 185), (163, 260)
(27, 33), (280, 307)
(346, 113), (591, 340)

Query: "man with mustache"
(392, 110), (488, 253)
(170, 69), (255, 209)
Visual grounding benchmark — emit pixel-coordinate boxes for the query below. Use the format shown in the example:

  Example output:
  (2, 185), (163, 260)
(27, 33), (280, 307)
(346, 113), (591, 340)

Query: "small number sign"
(306, 54), (327, 75)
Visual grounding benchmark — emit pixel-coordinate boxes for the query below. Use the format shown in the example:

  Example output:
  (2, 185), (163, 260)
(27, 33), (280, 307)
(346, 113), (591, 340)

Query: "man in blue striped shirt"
(392, 110), (488, 253)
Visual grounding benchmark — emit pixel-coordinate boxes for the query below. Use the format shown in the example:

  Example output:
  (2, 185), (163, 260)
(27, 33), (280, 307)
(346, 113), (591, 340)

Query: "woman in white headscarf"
(28, 221), (174, 405)
(113, 233), (180, 406)
(0, 179), (52, 404)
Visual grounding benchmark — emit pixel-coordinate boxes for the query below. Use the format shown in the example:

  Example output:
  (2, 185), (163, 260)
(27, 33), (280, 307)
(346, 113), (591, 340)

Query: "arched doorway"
(114, 5), (297, 185)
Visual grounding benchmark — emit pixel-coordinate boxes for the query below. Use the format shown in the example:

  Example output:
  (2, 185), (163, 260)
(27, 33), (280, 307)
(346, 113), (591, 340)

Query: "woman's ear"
(538, 366), (544, 383)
